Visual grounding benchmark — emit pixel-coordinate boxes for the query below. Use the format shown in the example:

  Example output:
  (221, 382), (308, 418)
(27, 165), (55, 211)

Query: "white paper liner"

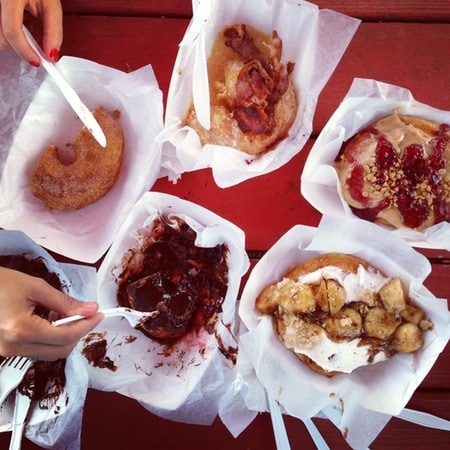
(159, 0), (360, 187)
(0, 51), (45, 178)
(83, 192), (250, 425)
(0, 56), (164, 263)
(0, 230), (97, 449)
(236, 215), (450, 449)
(301, 78), (450, 250)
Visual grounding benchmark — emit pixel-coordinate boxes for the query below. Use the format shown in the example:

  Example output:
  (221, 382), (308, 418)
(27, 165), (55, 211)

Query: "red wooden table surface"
(1, 1), (449, 448)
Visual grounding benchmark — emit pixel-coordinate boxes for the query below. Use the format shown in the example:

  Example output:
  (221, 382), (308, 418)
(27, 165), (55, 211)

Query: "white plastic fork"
(302, 417), (330, 449)
(267, 391), (330, 450)
(52, 307), (159, 328)
(0, 357), (34, 405)
(267, 392), (291, 450)
(9, 390), (32, 450)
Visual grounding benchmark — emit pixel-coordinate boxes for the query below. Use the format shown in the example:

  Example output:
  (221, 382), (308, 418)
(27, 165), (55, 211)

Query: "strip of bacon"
(223, 24), (294, 136)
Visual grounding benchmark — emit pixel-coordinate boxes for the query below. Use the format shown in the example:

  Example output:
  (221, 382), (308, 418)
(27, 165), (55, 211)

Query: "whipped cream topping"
(283, 322), (388, 374)
(282, 265), (391, 374)
(296, 265), (388, 303)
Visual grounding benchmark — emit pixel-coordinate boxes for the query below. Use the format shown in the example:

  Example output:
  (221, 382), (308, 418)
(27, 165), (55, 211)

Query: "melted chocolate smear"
(82, 333), (117, 372)
(0, 254), (64, 292)
(216, 334), (238, 364)
(124, 335), (137, 344)
(18, 360), (66, 408)
(116, 216), (229, 345)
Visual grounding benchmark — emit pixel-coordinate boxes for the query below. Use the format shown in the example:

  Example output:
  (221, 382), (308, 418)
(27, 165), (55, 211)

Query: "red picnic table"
(1, 1), (449, 448)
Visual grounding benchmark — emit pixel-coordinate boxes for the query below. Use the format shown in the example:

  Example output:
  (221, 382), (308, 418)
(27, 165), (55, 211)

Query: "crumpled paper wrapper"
(236, 215), (450, 449)
(0, 230), (97, 449)
(80, 192), (250, 425)
(0, 54), (164, 263)
(159, 0), (360, 187)
(301, 77), (450, 250)
(0, 51), (45, 177)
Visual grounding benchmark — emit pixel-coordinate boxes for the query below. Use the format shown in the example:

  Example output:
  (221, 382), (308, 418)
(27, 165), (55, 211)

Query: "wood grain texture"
(318, 22), (450, 134)
(62, 0), (192, 17)
(1, 388), (447, 449)
(61, 0), (450, 22)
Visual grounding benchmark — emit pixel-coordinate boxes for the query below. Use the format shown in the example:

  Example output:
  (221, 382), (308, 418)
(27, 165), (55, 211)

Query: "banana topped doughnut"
(183, 24), (297, 155)
(255, 253), (432, 377)
(31, 107), (124, 211)
(335, 114), (450, 231)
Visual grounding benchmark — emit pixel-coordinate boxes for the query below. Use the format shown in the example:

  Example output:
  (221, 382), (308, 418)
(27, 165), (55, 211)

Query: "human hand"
(0, 267), (103, 361)
(0, 0), (62, 66)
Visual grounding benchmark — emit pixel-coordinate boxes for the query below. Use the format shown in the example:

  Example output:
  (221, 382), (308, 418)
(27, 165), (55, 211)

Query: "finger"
(31, 343), (75, 361)
(1, 1), (40, 64)
(29, 311), (104, 348)
(40, 0), (63, 61)
(0, 24), (9, 50)
(1, 340), (75, 361)
(0, 311), (103, 359)
(27, 278), (100, 318)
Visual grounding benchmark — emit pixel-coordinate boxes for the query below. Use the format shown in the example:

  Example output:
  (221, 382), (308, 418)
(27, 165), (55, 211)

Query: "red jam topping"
(347, 122), (450, 229)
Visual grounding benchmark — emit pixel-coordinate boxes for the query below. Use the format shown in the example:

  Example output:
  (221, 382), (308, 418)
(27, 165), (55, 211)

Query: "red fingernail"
(49, 48), (59, 62)
(29, 60), (40, 68)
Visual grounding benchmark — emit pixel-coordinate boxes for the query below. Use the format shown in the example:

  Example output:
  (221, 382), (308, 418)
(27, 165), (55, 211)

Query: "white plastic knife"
(192, 27), (211, 130)
(180, 0), (212, 130)
(397, 408), (450, 431)
(22, 26), (107, 148)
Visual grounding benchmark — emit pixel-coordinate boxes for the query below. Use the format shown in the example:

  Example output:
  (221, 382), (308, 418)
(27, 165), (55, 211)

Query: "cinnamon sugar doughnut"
(335, 114), (450, 231)
(256, 253), (432, 377)
(31, 107), (124, 210)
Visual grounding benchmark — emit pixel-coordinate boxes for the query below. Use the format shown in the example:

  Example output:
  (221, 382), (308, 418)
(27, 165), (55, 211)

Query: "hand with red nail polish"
(0, 0), (62, 65)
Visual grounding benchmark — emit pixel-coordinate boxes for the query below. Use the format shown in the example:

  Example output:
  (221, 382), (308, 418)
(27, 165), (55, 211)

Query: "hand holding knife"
(22, 26), (107, 148)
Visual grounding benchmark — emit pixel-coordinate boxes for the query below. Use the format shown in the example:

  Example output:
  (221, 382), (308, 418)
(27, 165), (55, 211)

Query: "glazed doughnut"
(255, 253), (432, 377)
(335, 114), (450, 231)
(183, 24), (297, 155)
(31, 107), (124, 210)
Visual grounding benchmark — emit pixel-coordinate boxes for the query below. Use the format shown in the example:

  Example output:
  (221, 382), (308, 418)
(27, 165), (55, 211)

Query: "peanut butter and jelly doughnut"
(335, 114), (450, 231)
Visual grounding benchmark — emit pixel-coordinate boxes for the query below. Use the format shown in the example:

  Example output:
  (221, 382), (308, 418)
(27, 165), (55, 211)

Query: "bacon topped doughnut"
(183, 24), (297, 155)
(335, 114), (450, 230)
(256, 253), (432, 377)
(31, 107), (124, 210)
